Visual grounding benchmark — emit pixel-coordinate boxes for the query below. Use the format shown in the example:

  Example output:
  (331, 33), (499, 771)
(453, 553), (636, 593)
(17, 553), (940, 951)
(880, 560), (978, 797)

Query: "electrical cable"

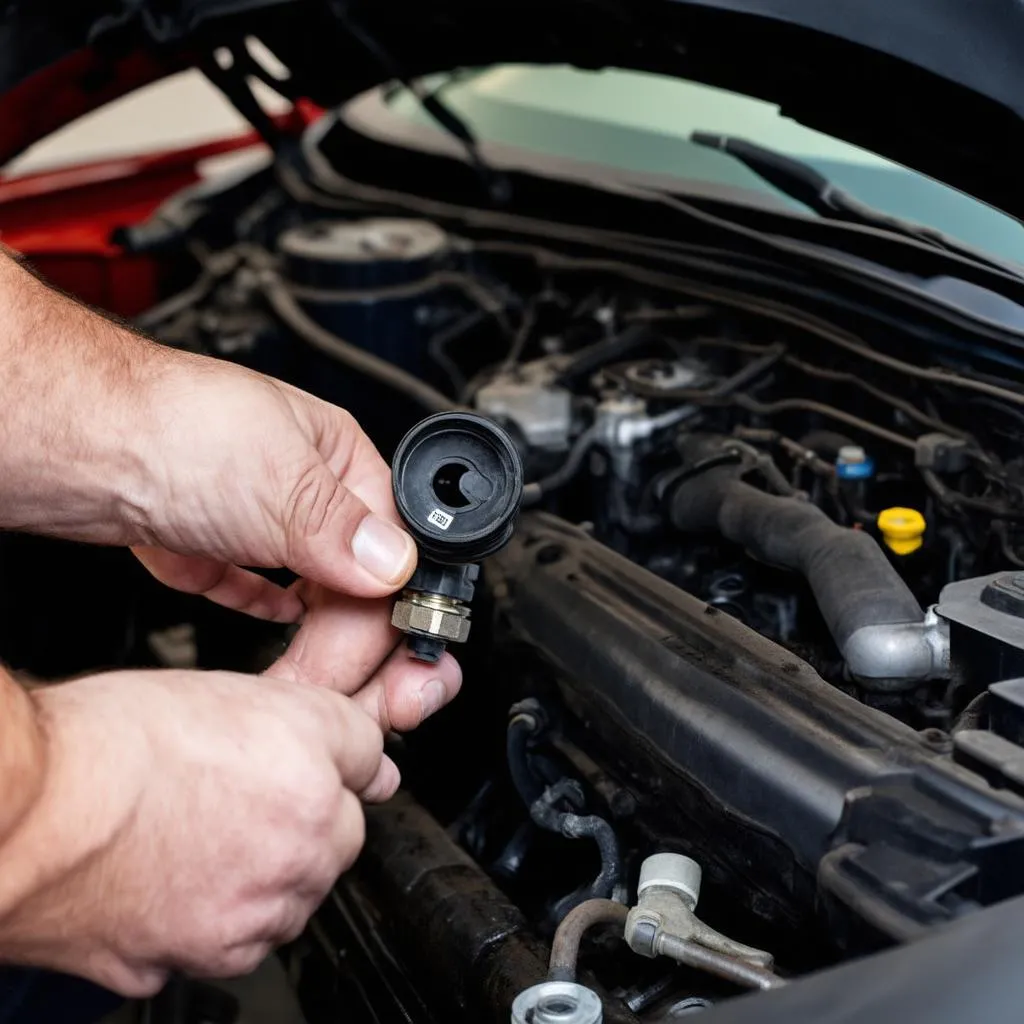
(259, 271), (461, 414)
(431, 271), (515, 338)
(674, 331), (978, 446)
(731, 394), (918, 451)
(286, 138), (1024, 371)
(783, 355), (972, 440)
(500, 299), (538, 370)
(920, 468), (1024, 520)
(964, 395), (1024, 435)
(506, 709), (623, 918)
(507, 709), (547, 807)
(522, 425), (602, 507)
(135, 271), (218, 331)
(461, 239), (1024, 409)
(702, 345), (785, 399)
(555, 324), (675, 387)
(427, 309), (490, 398)
(292, 120), (1024, 342)
(529, 778), (623, 914)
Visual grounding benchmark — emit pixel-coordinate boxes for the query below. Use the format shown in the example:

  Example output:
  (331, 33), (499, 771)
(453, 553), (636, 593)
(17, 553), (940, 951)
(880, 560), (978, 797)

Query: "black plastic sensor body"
(391, 412), (524, 662)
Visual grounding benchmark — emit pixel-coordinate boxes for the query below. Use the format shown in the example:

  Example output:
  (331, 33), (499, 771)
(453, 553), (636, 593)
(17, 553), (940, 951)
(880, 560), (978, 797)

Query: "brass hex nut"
(392, 598), (471, 643)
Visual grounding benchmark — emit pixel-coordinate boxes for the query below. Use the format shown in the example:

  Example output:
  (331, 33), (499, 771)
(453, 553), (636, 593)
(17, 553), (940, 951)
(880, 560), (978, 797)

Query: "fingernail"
(362, 757), (402, 803)
(418, 679), (448, 720)
(352, 514), (415, 585)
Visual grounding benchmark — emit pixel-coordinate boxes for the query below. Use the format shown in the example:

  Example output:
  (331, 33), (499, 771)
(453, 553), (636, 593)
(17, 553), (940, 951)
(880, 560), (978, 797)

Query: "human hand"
(0, 253), (463, 728)
(0, 252), (417, 607)
(0, 669), (386, 996)
(132, 353), (416, 616)
(130, 353), (462, 723)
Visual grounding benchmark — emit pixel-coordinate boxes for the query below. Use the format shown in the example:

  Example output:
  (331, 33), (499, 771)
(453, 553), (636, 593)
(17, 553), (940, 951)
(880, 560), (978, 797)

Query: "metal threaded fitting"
(391, 590), (471, 644)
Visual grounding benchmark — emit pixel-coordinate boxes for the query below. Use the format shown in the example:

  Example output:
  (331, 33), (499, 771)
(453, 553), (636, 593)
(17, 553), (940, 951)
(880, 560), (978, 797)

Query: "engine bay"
(11, 91), (1024, 1021)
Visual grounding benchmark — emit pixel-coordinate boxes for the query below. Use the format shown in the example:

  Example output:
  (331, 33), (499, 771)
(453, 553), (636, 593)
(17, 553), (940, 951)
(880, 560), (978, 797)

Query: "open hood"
(4, 0), (1024, 222)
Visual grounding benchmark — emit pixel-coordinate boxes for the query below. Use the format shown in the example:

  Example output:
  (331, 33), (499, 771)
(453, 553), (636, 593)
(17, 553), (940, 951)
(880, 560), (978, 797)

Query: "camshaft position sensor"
(391, 412), (523, 662)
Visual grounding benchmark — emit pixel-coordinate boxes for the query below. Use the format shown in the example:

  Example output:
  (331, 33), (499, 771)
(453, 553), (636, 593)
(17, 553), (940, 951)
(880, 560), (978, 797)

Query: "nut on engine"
(391, 591), (471, 644)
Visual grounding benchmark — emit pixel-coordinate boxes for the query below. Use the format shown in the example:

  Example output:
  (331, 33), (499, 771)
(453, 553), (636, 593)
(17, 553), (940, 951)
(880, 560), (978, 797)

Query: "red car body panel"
(0, 46), (314, 316)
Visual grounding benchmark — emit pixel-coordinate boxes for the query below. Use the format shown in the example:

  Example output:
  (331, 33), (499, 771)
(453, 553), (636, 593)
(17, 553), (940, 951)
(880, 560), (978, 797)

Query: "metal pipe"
(655, 934), (785, 991)
(549, 900), (630, 982)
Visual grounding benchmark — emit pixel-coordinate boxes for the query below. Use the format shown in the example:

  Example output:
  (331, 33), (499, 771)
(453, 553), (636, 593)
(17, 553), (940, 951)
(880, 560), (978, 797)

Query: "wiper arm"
(324, 0), (510, 205)
(691, 132), (1018, 276)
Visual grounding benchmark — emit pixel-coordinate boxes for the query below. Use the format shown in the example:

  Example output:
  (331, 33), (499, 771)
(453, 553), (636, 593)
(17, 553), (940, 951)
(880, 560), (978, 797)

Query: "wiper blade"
(691, 132), (1019, 277)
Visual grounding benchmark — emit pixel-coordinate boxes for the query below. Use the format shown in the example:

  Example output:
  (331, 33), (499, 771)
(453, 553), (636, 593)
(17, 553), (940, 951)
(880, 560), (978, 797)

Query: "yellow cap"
(877, 507), (926, 555)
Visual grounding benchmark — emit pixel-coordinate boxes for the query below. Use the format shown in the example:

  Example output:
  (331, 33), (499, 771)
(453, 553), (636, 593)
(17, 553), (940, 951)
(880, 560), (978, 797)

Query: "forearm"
(0, 249), (171, 542)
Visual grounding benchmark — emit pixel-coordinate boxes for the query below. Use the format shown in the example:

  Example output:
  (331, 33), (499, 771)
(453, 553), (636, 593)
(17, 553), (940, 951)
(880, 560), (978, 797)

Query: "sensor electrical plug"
(391, 412), (523, 662)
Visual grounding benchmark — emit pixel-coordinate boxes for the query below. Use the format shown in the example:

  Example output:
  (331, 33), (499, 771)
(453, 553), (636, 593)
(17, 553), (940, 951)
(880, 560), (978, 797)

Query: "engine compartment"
(10, 98), (1024, 1021)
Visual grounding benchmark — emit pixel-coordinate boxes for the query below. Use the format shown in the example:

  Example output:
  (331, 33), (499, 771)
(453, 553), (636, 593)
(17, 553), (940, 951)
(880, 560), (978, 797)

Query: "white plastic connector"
(637, 853), (702, 911)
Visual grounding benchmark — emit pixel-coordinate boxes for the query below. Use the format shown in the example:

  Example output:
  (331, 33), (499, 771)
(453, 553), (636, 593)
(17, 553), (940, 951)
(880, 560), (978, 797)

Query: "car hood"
(4, 0), (1024, 221)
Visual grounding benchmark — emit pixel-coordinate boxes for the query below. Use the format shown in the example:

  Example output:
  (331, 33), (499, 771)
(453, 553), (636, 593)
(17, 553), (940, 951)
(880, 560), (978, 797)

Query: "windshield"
(387, 65), (1024, 265)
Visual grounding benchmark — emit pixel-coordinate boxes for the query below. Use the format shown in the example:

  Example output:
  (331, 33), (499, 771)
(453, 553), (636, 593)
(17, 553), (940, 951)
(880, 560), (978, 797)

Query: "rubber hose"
(261, 273), (461, 415)
(667, 452), (923, 653)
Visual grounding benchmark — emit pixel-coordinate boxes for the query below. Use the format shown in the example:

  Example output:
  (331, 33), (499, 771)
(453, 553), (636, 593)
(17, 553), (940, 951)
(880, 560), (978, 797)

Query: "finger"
(359, 754), (401, 804)
(88, 958), (169, 999)
(268, 589), (398, 693)
(282, 464), (416, 598)
(353, 648), (463, 734)
(133, 547), (305, 623)
(292, 787), (368, 903)
(268, 594), (463, 728)
(188, 942), (273, 980)
(328, 787), (367, 879)
(307, 689), (386, 794)
(282, 390), (401, 527)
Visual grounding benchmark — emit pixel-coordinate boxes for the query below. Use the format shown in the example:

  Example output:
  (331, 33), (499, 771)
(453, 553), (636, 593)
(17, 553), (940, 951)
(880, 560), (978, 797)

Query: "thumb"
(285, 463), (417, 598)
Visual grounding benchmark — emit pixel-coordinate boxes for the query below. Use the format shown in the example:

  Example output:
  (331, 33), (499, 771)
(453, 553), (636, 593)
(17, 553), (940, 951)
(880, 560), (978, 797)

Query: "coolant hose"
(666, 447), (947, 687)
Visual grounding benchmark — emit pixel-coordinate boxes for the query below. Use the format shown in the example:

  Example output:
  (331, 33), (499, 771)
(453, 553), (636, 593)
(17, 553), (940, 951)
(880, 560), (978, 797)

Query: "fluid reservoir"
(279, 217), (449, 375)
(278, 218), (451, 446)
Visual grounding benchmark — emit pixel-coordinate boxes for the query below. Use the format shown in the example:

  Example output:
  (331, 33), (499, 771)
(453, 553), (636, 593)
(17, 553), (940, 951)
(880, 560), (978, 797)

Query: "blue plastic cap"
(836, 458), (875, 481)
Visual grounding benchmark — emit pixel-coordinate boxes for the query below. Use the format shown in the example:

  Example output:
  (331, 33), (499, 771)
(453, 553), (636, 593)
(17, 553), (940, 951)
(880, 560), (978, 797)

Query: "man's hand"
(131, 358), (417, 615)
(0, 251), (467, 991)
(0, 669), (387, 997)
(130, 356), (463, 723)
(0, 252), (462, 723)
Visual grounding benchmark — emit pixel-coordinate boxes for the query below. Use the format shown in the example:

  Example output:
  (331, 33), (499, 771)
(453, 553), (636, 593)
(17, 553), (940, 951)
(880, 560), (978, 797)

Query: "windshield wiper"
(691, 132), (1020, 277)
(323, 0), (510, 205)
